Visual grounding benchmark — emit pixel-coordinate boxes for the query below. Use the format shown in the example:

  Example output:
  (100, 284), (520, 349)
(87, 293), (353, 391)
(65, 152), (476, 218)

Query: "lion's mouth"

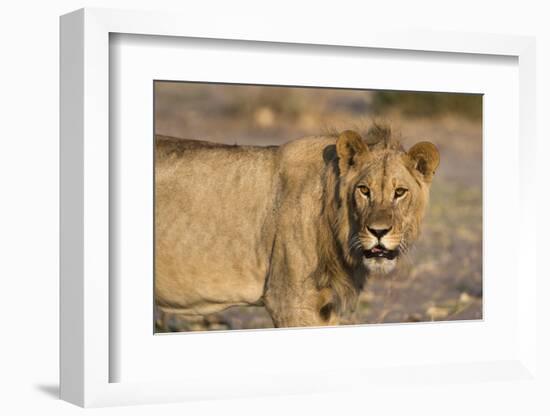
(364, 245), (399, 260)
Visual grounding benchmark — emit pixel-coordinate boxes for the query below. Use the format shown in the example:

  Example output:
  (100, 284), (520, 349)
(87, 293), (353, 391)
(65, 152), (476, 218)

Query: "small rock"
(254, 106), (275, 128)
(426, 306), (449, 320)
(459, 292), (472, 304)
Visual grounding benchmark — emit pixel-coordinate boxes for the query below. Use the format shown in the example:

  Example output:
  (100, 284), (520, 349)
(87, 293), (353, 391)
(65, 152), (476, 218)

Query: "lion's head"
(336, 127), (439, 274)
(319, 126), (439, 313)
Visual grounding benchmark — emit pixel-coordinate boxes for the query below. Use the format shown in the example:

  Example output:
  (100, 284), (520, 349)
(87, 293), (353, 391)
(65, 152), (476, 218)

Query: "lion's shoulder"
(277, 135), (337, 167)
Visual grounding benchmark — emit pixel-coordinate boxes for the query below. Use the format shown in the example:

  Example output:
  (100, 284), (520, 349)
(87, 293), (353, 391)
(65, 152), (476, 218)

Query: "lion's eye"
(357, 185), (370, 198)
(394, 187), (408, 198)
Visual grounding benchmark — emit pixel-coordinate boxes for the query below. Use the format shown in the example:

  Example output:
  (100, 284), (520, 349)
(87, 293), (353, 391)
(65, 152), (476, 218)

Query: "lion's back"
(155, 136), (280, 313)
(155, 136), (280, 205)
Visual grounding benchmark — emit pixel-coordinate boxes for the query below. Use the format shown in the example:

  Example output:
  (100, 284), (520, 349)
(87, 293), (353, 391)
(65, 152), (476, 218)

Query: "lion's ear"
(336, 130), (368, 174)
(407, 141), (440, 182)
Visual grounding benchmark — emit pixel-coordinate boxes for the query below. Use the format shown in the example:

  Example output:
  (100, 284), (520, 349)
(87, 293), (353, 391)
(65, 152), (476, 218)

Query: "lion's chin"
(362, 257), (397, 275)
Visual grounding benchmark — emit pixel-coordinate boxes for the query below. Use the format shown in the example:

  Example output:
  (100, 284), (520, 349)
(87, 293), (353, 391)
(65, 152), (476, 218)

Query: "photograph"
(154, 81), (483, 332)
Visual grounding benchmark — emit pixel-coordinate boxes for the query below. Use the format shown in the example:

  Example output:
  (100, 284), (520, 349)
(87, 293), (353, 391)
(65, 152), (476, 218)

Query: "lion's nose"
(367, 226), (392, 239)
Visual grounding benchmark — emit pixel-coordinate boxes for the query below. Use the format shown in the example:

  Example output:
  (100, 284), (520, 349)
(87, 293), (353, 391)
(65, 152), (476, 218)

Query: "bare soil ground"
(155, 82), (482, 331)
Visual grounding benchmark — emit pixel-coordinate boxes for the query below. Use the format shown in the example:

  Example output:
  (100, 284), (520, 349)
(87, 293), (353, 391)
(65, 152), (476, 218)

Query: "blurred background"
(155, 81), (482, 331)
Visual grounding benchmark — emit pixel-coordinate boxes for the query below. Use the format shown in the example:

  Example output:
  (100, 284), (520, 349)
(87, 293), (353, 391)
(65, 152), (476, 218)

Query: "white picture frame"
(60, 7), (538, 408)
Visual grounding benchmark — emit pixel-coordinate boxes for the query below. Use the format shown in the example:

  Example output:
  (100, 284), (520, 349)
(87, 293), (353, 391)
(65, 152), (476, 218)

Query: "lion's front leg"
(264, 232), (341, 328)
(264, 287), (339, 328)
(268, 306), (339, 328)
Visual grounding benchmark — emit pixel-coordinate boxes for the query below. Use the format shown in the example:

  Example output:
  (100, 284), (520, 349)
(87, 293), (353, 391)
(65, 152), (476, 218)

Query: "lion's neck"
(315, 166), (366, 314)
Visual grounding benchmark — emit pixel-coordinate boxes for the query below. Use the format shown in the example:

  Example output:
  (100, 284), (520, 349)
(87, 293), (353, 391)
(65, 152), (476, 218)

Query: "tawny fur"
(155, 126), (439, 328)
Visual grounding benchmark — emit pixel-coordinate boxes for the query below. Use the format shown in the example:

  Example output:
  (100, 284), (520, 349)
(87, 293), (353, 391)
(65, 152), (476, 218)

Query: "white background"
(1, 1), (549, 415)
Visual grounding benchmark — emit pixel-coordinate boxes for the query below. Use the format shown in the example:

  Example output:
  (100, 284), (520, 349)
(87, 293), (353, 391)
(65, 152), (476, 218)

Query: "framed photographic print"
(60, 8), (538, 408)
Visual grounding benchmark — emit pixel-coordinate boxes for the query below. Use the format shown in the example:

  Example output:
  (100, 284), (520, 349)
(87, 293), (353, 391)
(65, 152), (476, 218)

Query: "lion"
(155, 125), (439, 328)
